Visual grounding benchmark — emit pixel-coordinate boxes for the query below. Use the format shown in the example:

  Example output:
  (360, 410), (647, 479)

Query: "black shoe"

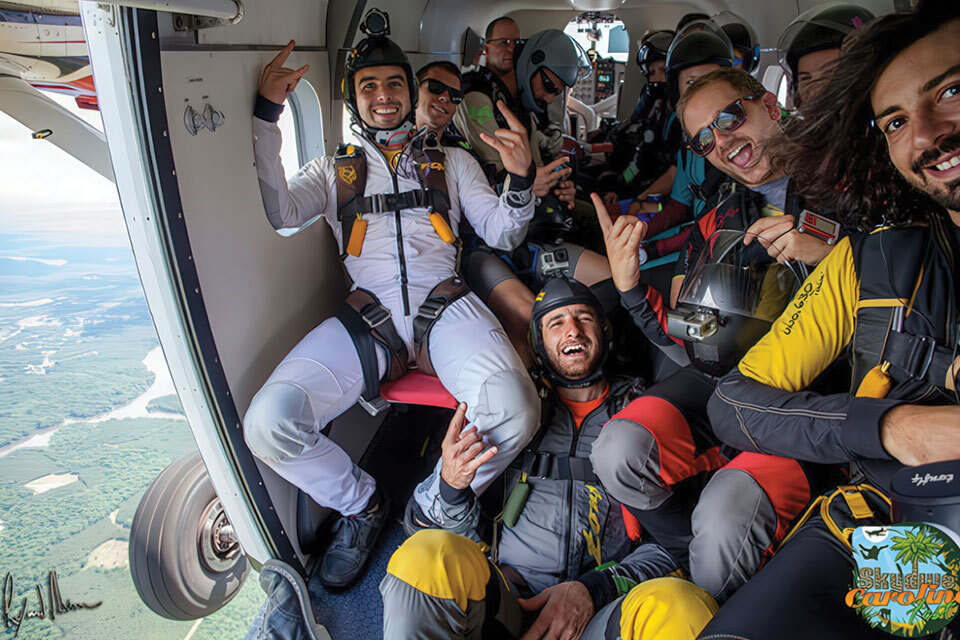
(317, 490), (391, 590)
(256, 559), (331, 640)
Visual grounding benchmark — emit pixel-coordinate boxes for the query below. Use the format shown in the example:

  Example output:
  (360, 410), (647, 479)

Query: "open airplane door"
(78, 0), (368, 624)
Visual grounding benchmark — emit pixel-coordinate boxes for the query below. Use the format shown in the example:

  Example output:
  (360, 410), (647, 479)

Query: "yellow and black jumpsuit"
(699, 214), (960, 640)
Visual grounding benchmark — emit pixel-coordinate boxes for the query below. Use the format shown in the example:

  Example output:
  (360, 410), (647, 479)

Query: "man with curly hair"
(700, 2), (960, 638)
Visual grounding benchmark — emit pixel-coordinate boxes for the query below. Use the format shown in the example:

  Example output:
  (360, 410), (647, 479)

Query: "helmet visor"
(678, 229), (801, 322)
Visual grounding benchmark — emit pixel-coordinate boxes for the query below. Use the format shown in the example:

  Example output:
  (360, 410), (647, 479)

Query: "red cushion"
(380, 372), (458, 409)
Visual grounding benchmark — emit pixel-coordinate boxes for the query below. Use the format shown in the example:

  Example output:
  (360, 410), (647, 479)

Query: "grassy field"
(0, 237), (264, 639)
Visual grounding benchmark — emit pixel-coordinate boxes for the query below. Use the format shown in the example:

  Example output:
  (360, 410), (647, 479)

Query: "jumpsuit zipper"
(371, 144), (411, 316)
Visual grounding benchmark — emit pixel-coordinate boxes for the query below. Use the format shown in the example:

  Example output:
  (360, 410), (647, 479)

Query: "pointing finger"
(591, 192), (613, 234)
(271, 39), (296, 68)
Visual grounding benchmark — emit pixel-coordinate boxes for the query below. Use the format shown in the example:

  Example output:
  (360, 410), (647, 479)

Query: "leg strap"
(336, 288), (409, 416)
(413, 276), (471, 376)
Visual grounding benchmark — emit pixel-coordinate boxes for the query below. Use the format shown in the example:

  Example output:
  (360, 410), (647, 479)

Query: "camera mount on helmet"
(667, 230), (801, 377)
(529, 278), (611, 389)
(342, 9), (417, 148)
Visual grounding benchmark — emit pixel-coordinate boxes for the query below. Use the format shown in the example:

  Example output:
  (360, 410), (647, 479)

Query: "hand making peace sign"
(478, 100), (534, 179)
(259, 40), (310, 105)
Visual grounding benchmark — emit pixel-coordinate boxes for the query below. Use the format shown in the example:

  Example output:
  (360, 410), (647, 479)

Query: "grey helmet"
(712, 10), (761, 75)
(514, 29), (591, 114)
(666, 19), (734, 103)
(778, 3), (875, 96)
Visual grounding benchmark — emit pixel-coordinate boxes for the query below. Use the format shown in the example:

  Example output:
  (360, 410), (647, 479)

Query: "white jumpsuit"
(244, 116), (541, 516)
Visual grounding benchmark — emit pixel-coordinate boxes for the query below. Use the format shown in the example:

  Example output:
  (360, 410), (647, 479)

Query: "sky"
(0, 92), (128, 248)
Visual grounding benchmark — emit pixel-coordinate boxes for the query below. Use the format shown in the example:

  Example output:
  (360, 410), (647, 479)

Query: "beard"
(546, 347), (602, 382)
(908, 134), (960, 212)
(907, 175), (960, 212)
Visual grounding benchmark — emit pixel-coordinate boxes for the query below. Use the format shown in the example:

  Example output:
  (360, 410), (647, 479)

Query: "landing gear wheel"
(129, 452), (249, 620)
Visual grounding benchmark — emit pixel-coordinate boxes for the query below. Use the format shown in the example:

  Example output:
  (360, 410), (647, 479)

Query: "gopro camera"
(360, 9), (390, 38)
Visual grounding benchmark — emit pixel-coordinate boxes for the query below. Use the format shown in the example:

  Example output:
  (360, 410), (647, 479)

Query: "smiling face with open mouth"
(540, 303), (604, 382)
(682, 80), (783, 187)
(416, 66), (461, 133)
(354, 65), (411, 131)
(871, 19), (960, 214)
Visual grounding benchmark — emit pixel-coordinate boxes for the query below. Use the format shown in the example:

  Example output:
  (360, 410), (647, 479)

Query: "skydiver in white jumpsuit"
(243, 35), (540, 589)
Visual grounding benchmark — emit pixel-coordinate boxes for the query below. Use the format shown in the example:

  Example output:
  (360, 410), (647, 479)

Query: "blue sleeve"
(669, 149), (695, 206)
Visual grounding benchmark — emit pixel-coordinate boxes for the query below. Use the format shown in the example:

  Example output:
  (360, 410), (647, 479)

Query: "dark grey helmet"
(636, 29), (674, 77)
(665, 20), (734, 103)
(342, 35), (417, 146)
(514, 29), (591, 114)
(778, 3), (876, 89)
(529, 278), (611, 389)
(712, 10), (760, 75)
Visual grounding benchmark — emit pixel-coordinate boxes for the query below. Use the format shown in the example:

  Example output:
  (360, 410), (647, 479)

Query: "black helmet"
(636, 30), (674, 77)
(342, 35), (417, 147)
(514, 29), (591, 114)
(666, 20), (734, 103)
(712, 11), (760, 75)
(667, 230), (801, 377)
(530, 278), (611, 389)
(891, 460), (960, 539)
(778, 3), (875, 92)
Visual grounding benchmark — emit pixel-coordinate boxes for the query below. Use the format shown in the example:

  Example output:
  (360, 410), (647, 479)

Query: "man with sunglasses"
(698, 3), (960, 638)
(586, 67), (832, 605)
(415, 61), (466, 145)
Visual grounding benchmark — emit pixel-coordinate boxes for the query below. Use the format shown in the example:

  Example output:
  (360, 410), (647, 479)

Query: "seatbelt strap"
(883, 329), (956, 384)
(336, 303), (389, 416)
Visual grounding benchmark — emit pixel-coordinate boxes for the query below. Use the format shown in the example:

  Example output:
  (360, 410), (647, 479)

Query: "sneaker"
(317, 489), (391, 590)
(256, 559), (332, 640)
(402, 490), (486, 549)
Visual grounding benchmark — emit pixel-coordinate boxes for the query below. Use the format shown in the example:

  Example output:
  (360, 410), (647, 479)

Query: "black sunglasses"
(486, 37), (525, 47)
(685, 97), (755, 157)
(420, 78), (463, 104)
(538, 68), (563, 96)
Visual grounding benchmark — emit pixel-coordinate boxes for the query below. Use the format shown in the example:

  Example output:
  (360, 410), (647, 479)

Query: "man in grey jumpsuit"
(244, 36), (540, 589)
(381, 279), (719, 639)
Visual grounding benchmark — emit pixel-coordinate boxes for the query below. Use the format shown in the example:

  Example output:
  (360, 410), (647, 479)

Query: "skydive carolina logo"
(846, 523), (960, 637)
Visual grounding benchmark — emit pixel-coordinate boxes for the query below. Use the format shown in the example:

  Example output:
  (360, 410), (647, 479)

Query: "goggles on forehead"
(685, 96), (755, 157)
(420, 78), (463, 104)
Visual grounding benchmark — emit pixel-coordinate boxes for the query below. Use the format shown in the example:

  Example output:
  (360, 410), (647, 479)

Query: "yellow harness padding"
(386, 529), (489, 613)
(618, 577), (719, 640)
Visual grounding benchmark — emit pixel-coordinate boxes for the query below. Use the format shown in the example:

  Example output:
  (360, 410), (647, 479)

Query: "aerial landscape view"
(0, 103), (262, 638)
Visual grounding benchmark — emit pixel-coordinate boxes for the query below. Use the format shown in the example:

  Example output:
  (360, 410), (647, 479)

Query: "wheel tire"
(129, 452), (249, 620)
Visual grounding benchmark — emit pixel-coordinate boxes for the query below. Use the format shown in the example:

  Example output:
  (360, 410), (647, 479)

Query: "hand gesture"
(439, 402), (498, 491)
(743, 215), (831, 266)
(533, 156), (571, 198)
(554, 178), (576, 210)
(518, 581), (594, 640)
(592, 192), (645, 292)
(479, 101), (534, 178)
(258, 40), (309, 105)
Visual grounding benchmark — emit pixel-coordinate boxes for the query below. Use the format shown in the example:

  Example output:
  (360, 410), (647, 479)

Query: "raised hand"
(592, 192), (645, 293)
(518, 581), (594, 640)
(478, 100), (534, 178)
(534, 156), (571, 198)
(439, 402), (498, 491)
(258, 40), (309, 105)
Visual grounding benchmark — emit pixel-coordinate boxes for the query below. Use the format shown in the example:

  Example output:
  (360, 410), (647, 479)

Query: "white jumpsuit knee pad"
(473, 369), (541, 458)
(243, 382), (319, 463)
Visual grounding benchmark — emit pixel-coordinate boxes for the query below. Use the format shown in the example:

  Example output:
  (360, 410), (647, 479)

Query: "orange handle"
(346, 217), (367, 257)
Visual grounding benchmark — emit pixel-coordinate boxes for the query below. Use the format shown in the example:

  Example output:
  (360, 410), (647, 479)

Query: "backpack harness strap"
(335, 288), (409, 416)
(412, 276), (471, 376)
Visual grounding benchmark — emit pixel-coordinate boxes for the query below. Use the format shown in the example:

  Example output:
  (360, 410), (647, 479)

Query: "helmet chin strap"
(353, 108), (417, 149)
(547, 366), (605, 390)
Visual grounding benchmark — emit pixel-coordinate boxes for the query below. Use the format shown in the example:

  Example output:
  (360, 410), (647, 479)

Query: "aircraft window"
(275, 79), (327, 237)
(777, 73), (790, 108)
(279, 78), (325, 180)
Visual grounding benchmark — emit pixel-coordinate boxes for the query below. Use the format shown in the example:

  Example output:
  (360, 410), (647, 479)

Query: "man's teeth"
(934, 155), (960, 171)
(373, 106), (399, 115)
(562, 344), (585, 355)
(727, 143), (749, 161)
